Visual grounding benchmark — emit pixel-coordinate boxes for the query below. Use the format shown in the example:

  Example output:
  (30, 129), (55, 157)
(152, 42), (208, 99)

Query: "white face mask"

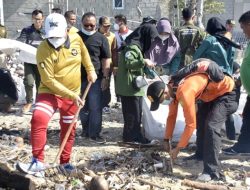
(161, 97), (173, 105)
(159, 34), (170, 41)
(81, 27), (96, 36)
(113, 23), (120, 31)
(48, 37), (66, 49)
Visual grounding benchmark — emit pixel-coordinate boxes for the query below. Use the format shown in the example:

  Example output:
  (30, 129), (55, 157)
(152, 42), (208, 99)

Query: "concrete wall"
(68, 0), (170, 30)
(3, 0), (170, 39)
(3, 0), (50, 38)
(2, 0), (249, 39)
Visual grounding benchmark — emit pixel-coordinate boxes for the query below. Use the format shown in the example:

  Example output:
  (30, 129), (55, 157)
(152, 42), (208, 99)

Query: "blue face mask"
(161, 97), (173, 105)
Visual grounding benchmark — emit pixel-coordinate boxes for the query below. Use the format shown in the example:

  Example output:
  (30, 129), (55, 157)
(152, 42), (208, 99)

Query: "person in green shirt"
(115, 23), (158, 143)
(223, 11), (250, 154)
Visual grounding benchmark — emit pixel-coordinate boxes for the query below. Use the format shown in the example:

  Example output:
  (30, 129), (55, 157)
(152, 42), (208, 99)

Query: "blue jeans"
(80, 79), (102, 138)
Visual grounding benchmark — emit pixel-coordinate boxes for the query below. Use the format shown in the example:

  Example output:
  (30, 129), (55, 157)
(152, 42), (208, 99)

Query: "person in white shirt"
(113, 14), (133, 49)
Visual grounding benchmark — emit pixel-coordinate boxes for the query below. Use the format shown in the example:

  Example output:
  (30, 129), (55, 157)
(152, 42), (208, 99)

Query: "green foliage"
(204, 0), (225, 14)
(177, 0), (225, 14)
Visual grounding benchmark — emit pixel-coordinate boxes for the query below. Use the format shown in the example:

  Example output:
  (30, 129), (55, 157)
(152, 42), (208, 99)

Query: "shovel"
(53, 82), (92, 165)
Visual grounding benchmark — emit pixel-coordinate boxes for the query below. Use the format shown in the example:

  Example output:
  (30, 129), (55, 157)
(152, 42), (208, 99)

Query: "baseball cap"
(99, 16), (111, 26)
(226, 19), (236, 25)
(147, 81), (166, 111)
(45, 13), (67, 38)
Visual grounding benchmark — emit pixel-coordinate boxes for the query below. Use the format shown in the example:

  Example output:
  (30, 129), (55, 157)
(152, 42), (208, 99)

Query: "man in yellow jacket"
(17, 13), (97, 177)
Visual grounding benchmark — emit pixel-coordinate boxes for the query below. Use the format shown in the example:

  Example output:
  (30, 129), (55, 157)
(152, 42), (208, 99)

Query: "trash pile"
(0, 104), (249, 190)
(39, 148), (177, 190)
(0, 51), (24, 77)
(0, 52), (30, 105)
(0, 132), (30, 170)
(0, 130), (175, 190)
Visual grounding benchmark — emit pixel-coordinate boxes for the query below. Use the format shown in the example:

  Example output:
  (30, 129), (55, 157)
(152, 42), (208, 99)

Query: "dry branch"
(137, 177), (165, 189)
(219, 153), (250, 160)
(182, 179), (242, 190)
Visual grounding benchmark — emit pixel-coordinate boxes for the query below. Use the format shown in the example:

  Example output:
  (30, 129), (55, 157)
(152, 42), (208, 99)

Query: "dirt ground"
(0, 103), (249, 190)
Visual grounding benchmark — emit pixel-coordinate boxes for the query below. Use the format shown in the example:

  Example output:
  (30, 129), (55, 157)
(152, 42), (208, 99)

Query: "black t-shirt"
(78, 31), (111, 79)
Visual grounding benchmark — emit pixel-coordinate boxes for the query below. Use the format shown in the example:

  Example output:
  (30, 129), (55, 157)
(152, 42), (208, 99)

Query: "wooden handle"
(53, 82), (92, 164)
(168, 140), (174, 173)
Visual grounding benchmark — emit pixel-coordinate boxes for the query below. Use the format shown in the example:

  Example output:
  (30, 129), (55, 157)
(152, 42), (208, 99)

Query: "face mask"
(159, 34), (170, 41)
(113, 23), (120, 31)
(48, 37), (66, 49)
(81, 27), (96, 36)
(161, 97), (173, 105)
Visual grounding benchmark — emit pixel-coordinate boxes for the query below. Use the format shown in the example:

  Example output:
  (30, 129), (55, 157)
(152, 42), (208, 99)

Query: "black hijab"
(206, 17), (241, 49)
(125, 23), (159, 54)
(206, 17), (226, 36)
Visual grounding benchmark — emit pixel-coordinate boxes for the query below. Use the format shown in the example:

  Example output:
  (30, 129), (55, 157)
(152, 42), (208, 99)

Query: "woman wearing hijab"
(145, 18), (181, 76)
(115, 23), (158, 143)
(188, 17), (240, 182)
(193, 17), (240, 75)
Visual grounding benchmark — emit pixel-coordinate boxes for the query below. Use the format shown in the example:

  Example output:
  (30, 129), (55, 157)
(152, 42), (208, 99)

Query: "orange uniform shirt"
(165, 73), (235, 148)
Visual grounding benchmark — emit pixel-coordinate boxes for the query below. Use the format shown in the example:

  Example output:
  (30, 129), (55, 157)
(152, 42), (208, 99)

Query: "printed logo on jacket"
(71, 49), (78, 56)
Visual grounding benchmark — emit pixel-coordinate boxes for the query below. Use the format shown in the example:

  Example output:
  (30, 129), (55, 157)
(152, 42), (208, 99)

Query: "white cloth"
(142, 97), (197, 143)
(114, 29), (133, 49)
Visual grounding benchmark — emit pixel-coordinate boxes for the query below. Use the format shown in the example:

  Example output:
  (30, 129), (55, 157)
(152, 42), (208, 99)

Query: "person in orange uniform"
(147, 58), (238, 181)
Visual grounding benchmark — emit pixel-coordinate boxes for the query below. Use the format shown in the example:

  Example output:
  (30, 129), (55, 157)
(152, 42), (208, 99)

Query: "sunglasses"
(84, 24), (96, 28)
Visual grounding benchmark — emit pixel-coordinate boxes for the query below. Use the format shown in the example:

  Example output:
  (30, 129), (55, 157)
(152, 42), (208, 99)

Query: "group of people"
(146, 10), (250, 182)
(14, 8), (137, 177)
(0, 5), (246, 183)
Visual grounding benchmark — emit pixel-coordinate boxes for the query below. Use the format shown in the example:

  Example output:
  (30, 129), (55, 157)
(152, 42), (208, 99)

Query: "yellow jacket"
(68, 26), (79, 35)
(36, 33), (94, 100)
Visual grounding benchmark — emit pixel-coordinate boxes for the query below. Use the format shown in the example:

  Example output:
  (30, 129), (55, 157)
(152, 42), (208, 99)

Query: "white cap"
(45, 13), (67, 38)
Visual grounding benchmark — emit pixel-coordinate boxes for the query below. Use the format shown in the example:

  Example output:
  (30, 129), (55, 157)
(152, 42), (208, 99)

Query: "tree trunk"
(196, 0), (205, 29)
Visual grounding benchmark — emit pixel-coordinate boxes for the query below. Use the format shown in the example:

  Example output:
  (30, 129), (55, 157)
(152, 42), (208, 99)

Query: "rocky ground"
(0, 103), (249, 190)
